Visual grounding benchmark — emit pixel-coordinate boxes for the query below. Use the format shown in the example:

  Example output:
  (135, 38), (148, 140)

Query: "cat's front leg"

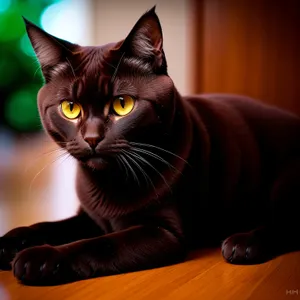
(13, 225), (185, 285)
(0, 212), (102, 271)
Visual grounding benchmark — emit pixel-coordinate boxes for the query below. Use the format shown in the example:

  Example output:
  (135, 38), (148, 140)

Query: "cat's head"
(25, 7), (177, 172)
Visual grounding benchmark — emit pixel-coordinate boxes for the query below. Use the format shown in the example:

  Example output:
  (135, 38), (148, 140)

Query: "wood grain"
(1, 249), (300, 300)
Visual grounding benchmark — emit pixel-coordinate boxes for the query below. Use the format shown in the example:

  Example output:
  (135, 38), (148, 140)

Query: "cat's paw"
(221, 230), (270, 264)
(0, 236), (20, 270)
(0, 227), (45, 270)
(13, 245), (91, 285)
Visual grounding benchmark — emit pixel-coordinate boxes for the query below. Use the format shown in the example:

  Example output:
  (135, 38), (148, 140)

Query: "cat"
(0, 6), (300, 286)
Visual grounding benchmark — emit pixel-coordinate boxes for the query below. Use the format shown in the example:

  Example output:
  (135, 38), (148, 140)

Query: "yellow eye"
(61, 101), (81, 119)
(112, 95), (135, 116)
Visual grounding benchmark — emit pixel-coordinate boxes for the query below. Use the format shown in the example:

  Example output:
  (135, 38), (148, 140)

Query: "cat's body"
(0, 7), (299, 285)
(76, 92), (300, 247)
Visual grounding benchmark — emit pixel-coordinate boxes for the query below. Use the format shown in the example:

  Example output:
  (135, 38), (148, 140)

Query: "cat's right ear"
(23, 17), (79, 81)
(111, 6), (167, 73)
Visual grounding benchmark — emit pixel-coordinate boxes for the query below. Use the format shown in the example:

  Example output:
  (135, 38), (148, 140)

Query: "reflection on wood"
(0, 248), (300, 300)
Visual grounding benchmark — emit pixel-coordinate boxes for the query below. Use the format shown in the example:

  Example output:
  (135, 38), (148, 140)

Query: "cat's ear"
(120, 6), (167, 72)
(23, 17), (79, 80)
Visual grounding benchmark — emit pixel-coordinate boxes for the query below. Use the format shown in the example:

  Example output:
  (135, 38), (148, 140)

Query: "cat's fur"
(0, 7), (300, 285)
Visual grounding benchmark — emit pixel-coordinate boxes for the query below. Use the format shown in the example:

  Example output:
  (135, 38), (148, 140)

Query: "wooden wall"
(191, 0), (300, 115)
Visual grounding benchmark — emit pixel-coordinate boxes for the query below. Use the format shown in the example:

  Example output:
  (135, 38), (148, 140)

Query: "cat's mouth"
(76, 142), (130, 171)
(84, 156), (109, 170)
(80, 148), (123, 171)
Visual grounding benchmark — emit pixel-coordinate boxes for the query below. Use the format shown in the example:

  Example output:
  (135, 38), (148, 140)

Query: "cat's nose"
(83, 117), (104, 149)
(84, 135), (103, 149)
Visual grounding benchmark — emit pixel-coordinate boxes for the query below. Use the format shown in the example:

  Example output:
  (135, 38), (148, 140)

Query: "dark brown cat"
(0, 7), (300, 285)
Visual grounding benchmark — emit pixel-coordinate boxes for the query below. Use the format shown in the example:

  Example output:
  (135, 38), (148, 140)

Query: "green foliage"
(0, 0), (59, 132)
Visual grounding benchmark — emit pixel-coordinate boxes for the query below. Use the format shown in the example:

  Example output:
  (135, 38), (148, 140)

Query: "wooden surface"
(1, 134), (300, 300)
(1, 249), (300, 300)
(192, 0), (300, 115)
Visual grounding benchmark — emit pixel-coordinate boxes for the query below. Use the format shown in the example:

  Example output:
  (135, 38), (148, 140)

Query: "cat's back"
(184, 93), (300, 151)
(185, 93), (300, 125)
(183, 93), (300, 173)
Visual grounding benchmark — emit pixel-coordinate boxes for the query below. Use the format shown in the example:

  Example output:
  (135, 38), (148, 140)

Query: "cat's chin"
(84, 157), (109, 171)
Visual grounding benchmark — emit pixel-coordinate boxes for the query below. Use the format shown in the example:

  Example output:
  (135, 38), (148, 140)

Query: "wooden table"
(1, 249), (300, 300)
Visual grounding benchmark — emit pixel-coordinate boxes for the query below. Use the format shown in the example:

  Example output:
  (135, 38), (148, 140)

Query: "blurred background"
(0, 0), (299, 235)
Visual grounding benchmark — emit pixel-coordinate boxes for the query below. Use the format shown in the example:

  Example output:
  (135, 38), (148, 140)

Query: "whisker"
(116, 155), (129, 181)
(123, 149), (172, 194)
(131, 147), (181, 174)
(55, 152), (72, 169)
(118, 154), (139, 186)
(27, 151), (69, 201)
(130, 142), (190, 166)
(39, 147), (65, 156)
(123, 153), (148, 185)
(124, 152), (159, 199)
(24, 148), (66, 175)
(123, 152), (156, 191)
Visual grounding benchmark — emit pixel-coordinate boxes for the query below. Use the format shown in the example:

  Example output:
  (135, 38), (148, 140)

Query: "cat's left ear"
(119, 6), (167, 72)
(23, 17), (79, 81)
